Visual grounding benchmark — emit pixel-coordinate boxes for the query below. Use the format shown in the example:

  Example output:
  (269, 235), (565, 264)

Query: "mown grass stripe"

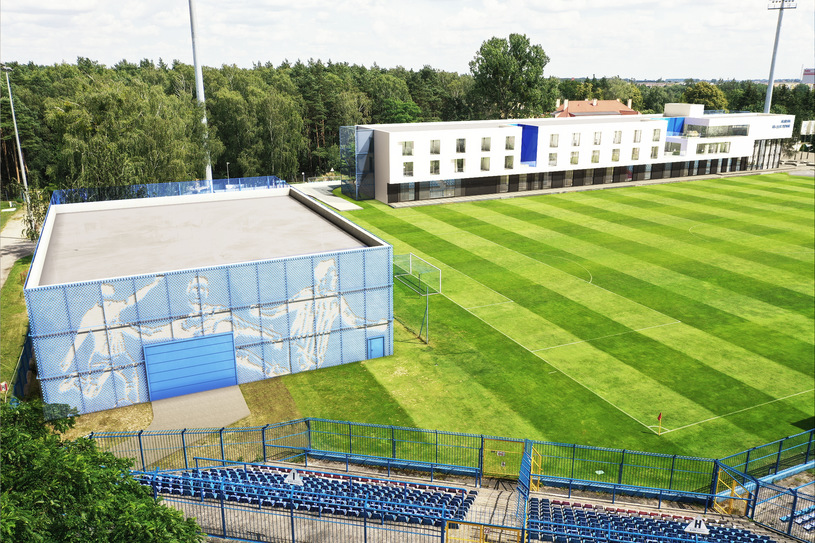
(446, 201), (813, 347)
(676, 180), (815, 213)
(667, 182), (814, 220)
(508, 197), (814, 318)
(708, 177), (815, 204)
(573, 190), (813, 280)
(471, 200), (813, 374)
(713, 173), (815, 192)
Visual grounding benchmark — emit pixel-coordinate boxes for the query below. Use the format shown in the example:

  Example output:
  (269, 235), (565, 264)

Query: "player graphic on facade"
(57, 276), (164, 404)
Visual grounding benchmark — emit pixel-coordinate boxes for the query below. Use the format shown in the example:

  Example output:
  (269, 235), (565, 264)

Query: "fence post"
(618, 450), (625, 485)
(220, 428), (226, 464)
(435, 430), (439, 465)
(774, 439), (784, 475)
(262, 424), (269, 462)
(220, 480), (227, 537)
(305, 418), (312, 450)
(182, 429), (188, 470)
(391, 426), (396, 459)
(479, 436), (485, 479)
(348, 422), (353, 455)
(290, 498), (297, 543)
(787, 491), (798, 536)
(138, 430), (146, 471)
(709, 461), (720, 499)
(668, 455), (676, 490)
(744, 449), (751, 475)
(804, 431), (813, 465)
(570, 444), (576, 479)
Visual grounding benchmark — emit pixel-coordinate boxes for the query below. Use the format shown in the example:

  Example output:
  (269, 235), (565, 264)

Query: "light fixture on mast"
(764, 0), (797, 113)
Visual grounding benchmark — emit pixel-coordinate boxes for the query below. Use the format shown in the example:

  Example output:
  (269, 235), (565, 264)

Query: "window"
(403, 162), (414, 177)
(454, 158), (465, 173)
(570, 151), (579, 165)
(652, 128), (661, 142)
(505, 155), (514, 169)
(456, 138), (466, 153)
(401, 141), (414, 156)
(481, 157), (490, 171)
(430, 160), (440, 174)
(651, 146), (659, 159)
(550, 134), (559, 147)
(665, 142), (681, 155)
(632, 148), (640, 160)
(634, 130), (642, 143)
(572, 133), (581, 146)
(481, 137), (491, 152)
(612, 149), (620, 162)
(430, 140), (440, 154)
(696, 143), (706, 155)
(548, 153), (557, 166)
(505, 136), (515, 150)
(593, 132), (602, 145)
(719, 142), (731, 153)
(613, 131), (622, 144)
(591, 150), (600, 163)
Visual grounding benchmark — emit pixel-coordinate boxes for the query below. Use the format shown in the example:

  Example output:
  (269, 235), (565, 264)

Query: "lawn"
(257, 172), (813, 460)
(1, 255), (32, 387)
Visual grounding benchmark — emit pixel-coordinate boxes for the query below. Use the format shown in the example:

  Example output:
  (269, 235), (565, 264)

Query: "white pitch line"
(449, 293), (659, 434)
(532, 321), (682, 352)
(465, 301), (515, 310)
(658, 389), (815, 435)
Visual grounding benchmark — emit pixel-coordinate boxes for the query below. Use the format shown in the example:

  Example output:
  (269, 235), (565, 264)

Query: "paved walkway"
(293, 181), (362, 211)
(147, 385), (250, 431)
(0, 209), (36, 290)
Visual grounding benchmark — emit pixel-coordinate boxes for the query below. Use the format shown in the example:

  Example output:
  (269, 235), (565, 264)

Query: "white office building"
(339, 104), (794, 204)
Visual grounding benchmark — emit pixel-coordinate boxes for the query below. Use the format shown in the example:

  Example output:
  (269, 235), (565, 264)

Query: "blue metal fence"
(91, 420), (815, 542)
(50, 175), (287, 206)
(10, 330), (33, 399)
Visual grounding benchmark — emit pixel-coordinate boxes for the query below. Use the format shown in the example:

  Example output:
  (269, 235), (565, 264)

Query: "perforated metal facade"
(25, 187), (393, 414)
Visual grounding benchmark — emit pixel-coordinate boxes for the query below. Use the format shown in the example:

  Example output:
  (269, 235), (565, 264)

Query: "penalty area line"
(449, 293), (659, 435)
(532, 321), (682, 352)
(657, 389), (815, 435)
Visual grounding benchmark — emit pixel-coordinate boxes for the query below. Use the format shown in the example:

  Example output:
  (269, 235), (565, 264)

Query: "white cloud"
(1, 0), (812, 79)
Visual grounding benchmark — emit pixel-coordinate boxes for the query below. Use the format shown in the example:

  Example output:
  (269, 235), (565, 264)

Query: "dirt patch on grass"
(236, 377), (302, 427)
(62, 402), (153, 440)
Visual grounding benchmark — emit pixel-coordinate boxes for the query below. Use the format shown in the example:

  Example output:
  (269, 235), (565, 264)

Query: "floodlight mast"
(1, 65), (32, 220)
(188, 0), (213, 181)
(764, 0), (797, 114)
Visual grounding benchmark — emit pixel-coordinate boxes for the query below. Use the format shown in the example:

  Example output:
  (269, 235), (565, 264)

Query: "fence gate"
(713, 467), (749, 516)
(530, 445), (543, 491)
(482, 438), (525, 479)
(446, 522), (522, 543)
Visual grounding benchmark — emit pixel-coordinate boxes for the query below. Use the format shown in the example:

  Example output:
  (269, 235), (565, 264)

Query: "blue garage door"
(144, 333), (237, 401)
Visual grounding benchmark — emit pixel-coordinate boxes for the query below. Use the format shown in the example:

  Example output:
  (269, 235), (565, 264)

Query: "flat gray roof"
(32, 188), (374, 287)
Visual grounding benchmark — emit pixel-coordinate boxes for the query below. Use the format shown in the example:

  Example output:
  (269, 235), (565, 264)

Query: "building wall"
(25, 246), (393, 414)
(366, 112), (794, 203)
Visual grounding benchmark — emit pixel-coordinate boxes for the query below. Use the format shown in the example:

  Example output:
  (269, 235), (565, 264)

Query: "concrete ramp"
(147, 385), (250, 431)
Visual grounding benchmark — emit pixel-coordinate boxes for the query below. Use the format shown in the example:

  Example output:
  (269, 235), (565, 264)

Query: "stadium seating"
(780, 503), (815, 531)
(137, 465), (477, 527)
(526, 498), (778, 543)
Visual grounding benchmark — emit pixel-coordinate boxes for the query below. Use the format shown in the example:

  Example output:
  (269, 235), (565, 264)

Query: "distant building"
(552, 98), (639, 117)
(340, 103), (794, 204)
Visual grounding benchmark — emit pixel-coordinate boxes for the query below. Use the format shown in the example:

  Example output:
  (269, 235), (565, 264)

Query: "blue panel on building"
(666, 117), (685, 135)
(144, 333), (237, 401)
(520, 125), (538, 166)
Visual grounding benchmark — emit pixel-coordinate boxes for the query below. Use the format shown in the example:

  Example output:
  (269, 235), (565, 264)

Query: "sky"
(1, 0), (813, 81)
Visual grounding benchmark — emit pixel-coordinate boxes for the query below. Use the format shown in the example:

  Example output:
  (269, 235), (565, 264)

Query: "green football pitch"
(279, 173), (814, 460)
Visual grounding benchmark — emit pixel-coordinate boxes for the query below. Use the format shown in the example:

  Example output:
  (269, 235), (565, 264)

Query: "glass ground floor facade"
(386, 139), (785, 204)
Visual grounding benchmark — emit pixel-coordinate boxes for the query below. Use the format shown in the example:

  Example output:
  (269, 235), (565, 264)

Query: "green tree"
(468, 33), (557, 118)
(682, 81), (728, 110)
(1, 399), (202, 542)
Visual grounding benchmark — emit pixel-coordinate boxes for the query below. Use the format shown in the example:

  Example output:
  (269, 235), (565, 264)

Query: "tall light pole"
(764, 0), (797, 113)
(226, 161), (230, 183)
(188, 0), (213, 181)
(1, 65), (32, 225)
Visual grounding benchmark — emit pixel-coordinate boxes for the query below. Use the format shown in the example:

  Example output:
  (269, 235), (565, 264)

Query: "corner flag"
(657, 412), (663, 436)
(657, 412), (662, 421)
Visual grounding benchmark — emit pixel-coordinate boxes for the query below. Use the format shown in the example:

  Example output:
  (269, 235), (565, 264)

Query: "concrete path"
(293, 181), (362, 211)
(0, 209), (36, 290)
(147, 385), (250, 431)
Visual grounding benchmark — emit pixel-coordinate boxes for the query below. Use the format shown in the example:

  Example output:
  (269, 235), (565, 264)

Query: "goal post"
(393, 253), (441, 296)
